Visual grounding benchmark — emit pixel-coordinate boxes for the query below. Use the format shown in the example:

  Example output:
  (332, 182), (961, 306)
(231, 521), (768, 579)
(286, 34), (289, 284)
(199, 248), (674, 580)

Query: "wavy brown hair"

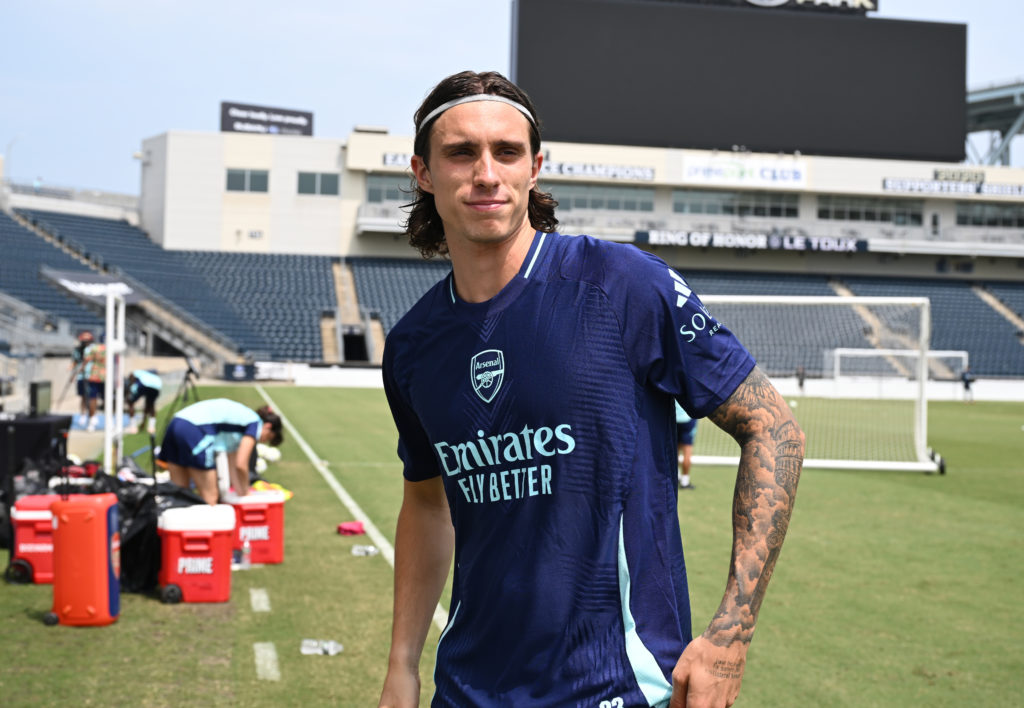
(404, 71), (558, 259)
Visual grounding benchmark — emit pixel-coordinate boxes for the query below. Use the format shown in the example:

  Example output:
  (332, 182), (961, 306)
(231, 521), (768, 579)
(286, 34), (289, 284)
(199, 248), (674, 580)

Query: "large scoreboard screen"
(511, 0), (966, 162)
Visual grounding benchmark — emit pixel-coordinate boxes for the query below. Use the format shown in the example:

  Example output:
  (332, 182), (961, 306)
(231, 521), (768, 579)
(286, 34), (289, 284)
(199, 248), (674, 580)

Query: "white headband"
(417, 94), (536, 134)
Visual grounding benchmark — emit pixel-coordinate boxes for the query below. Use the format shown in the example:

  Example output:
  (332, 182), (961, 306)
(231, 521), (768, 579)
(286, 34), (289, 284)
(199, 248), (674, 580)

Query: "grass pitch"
(1, 386), (1021, 707)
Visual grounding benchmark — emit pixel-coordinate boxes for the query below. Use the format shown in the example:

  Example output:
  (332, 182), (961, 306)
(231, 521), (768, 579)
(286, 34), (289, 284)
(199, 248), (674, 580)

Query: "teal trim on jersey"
(674, 400), (692, 424)
(618, 515), (674, 707)
(433, 600), (462, 692)
(523, 231), (547, 279)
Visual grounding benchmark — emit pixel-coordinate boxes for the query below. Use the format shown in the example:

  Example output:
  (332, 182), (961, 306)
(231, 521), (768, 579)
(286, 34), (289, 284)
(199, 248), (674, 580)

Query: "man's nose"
(473, 153), (499, 187)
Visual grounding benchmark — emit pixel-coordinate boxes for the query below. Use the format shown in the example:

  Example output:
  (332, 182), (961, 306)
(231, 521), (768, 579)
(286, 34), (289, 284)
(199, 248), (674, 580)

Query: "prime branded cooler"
(7, 494), (60, 584)
(157, 504), (235, 603)
(230, 490), (286, 564)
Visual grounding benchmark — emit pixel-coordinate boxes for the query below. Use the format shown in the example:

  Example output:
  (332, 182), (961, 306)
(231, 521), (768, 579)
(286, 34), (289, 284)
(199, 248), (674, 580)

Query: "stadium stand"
(14, 210), (336, 362)
(180, 251), (336, 361)
(0, 211), (103, 333)
(985, 281), (1024, 320)
(349, 257), (452, 333)
(842, 276), (1024, 377)
(681, 270), (884, 377)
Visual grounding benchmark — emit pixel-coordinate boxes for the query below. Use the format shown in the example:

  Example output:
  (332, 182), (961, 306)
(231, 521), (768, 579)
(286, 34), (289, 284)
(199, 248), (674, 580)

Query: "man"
(82, 335), (106, 431)
(157, 399), (283, 504)
(675, 400), (697, 490)
(70, 331), (93, 426)
(961, 366), (975, 403)
(126, 369), (163, 435)
(379, 71), (804, 708)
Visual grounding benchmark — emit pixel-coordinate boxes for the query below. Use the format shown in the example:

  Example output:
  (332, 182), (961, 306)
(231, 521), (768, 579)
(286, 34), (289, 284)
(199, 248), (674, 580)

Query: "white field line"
(250, 588), (271, 612)
(253, 642), (281, 681)
(254, 385), (450, 633)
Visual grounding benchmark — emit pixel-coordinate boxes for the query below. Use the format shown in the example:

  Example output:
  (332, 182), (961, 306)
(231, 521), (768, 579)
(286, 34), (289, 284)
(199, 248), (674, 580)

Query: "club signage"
(636, 229), (866, 252)
(675, 0), (877, 13)
(220, 102), (313, 136)
(883, 169), (1024, 197)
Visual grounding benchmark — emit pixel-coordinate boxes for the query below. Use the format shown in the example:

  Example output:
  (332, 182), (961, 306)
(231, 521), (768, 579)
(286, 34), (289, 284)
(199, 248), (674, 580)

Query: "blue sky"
(1, 0), (1020, 194)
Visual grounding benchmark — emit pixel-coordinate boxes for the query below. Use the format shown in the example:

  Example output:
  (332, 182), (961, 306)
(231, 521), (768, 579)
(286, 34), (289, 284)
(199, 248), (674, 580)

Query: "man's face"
(412, 100), (542, 249)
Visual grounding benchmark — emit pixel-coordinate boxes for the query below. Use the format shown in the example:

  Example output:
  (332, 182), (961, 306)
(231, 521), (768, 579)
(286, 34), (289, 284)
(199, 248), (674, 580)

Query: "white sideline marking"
(253, 642), (281, 681)
(255, 386), (450, 633)
(250, 588), (271, 612)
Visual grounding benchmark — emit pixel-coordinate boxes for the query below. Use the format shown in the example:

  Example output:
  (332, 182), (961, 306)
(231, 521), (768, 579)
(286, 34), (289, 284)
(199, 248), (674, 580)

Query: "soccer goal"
(691, 295), (943, 473)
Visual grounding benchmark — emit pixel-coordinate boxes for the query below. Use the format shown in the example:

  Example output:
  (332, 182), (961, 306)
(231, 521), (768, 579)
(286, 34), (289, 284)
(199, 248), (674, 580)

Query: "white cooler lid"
(158, 503), (236, 531)
(11, 508), (52, 522)
(231, 489), (286, 505)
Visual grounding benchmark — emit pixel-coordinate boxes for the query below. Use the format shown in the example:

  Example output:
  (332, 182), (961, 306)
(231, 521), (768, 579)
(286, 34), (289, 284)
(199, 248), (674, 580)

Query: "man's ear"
(411, 155), (433, 194)
(529, 151), (542, 190)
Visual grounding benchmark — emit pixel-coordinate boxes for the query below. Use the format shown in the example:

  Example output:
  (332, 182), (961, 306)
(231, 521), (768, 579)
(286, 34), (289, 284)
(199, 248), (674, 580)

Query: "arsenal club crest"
(471, 349), (505, 403)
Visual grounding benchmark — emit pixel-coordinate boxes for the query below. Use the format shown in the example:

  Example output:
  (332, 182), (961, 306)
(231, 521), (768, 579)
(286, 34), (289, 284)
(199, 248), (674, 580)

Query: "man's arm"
(379, 476), (454, 708)
(671, 366), (804, 708)
(233, 435), (257, 497)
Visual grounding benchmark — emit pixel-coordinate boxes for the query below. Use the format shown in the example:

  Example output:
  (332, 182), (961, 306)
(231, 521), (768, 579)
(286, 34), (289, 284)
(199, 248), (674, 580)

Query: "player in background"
(157, 398), (282, 504)
(676, 400), (697, 490)
(70, 331), (93, 426)
(126, 369), (163, 435)
(82, 334), (106, 431)
(961, 365), (975, 403)
(378, 71), (804, 708)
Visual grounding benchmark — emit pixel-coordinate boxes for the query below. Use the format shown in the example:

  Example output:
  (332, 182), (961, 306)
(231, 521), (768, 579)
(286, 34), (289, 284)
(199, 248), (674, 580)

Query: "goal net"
(692, 295), (942, 472)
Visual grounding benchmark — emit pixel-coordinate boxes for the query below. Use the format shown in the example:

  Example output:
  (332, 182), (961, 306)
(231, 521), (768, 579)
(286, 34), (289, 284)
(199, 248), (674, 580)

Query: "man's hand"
(378, 665), (420, 708)
(670, 635), (747, 708)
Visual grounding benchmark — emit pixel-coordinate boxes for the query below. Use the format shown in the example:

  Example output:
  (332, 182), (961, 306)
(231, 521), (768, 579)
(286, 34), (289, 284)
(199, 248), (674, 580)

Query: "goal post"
(690, 295), (942, 473)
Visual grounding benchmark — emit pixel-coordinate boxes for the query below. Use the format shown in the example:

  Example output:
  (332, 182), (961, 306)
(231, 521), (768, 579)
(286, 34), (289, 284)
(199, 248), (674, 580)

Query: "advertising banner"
(220, 102), (313, 136)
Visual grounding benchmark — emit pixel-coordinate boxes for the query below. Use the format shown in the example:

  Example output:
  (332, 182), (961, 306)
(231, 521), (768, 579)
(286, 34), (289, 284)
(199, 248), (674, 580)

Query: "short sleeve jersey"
(383, 232), (755, 707)
(131, 369), (163, 391)
(173, 398), (261, 454)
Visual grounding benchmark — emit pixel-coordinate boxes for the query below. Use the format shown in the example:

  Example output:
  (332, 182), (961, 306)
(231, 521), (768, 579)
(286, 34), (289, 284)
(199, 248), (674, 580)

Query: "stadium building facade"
(137, 127), (1024, 282)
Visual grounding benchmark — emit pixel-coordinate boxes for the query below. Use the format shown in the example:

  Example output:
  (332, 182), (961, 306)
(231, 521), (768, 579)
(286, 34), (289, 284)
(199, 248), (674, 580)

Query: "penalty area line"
(254, 385), (450, 633)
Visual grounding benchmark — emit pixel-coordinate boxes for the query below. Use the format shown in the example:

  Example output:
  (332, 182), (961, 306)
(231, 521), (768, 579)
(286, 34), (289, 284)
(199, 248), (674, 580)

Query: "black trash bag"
(89, 474), (205, 593)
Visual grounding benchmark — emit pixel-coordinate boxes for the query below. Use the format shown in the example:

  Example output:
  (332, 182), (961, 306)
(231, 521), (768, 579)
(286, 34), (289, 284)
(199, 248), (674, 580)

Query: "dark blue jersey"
(383, 231), (755, 707)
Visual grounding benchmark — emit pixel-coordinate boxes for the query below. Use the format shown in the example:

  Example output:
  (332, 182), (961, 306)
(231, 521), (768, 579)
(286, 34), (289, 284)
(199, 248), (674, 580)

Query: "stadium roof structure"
(967, 80), (1024, 166)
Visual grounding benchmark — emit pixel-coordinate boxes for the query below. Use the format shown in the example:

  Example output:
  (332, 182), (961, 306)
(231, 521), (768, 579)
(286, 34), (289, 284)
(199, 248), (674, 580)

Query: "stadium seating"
(15, 210), (336, 361)
(7, 207), (1022, 376)
(842, 276), (1024, 377)
(681, 270), (881, 377)
(985, 281), (1024, 320)
(0, 212), (103, 332)
(349, 257), (452, 333)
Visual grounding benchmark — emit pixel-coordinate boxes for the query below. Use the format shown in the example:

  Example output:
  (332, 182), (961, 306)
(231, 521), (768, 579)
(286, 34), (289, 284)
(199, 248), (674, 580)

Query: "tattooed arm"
(670, 366), (804, 708)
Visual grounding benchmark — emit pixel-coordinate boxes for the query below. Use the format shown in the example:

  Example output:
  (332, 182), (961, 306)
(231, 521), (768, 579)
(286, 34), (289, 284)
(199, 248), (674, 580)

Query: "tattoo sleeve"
(704, 366), (805, 648)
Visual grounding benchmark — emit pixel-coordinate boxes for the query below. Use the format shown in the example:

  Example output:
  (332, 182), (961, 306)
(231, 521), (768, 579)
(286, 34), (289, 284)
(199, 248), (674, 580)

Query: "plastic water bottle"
(241, 539), (252, 569)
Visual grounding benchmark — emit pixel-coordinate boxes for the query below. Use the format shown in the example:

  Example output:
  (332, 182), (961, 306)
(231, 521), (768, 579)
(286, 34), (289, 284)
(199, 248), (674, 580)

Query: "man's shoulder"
(550, 231), (667, 285)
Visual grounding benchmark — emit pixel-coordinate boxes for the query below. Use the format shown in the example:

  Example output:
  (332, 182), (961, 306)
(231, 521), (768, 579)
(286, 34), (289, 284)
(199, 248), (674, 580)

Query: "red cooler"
(157, 504), (235, 603)
(231, 490), (286, 564)
(7, 494), (60, 584)
(46, 493), (120, 627)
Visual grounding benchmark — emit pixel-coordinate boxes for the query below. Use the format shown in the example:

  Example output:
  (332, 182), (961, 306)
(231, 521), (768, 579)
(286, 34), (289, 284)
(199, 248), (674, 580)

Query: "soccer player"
(126, 369), (163, 435)
(676, 400), (697, 490)
(82, 335), (106, 431)
(157, 398), (283, 504)
(378, 71), (804, 708)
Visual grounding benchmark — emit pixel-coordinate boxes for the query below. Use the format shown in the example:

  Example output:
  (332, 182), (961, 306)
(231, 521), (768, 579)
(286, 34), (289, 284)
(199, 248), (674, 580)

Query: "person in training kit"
(157, 398), (283, 504)
(378, 70), (804, 708)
